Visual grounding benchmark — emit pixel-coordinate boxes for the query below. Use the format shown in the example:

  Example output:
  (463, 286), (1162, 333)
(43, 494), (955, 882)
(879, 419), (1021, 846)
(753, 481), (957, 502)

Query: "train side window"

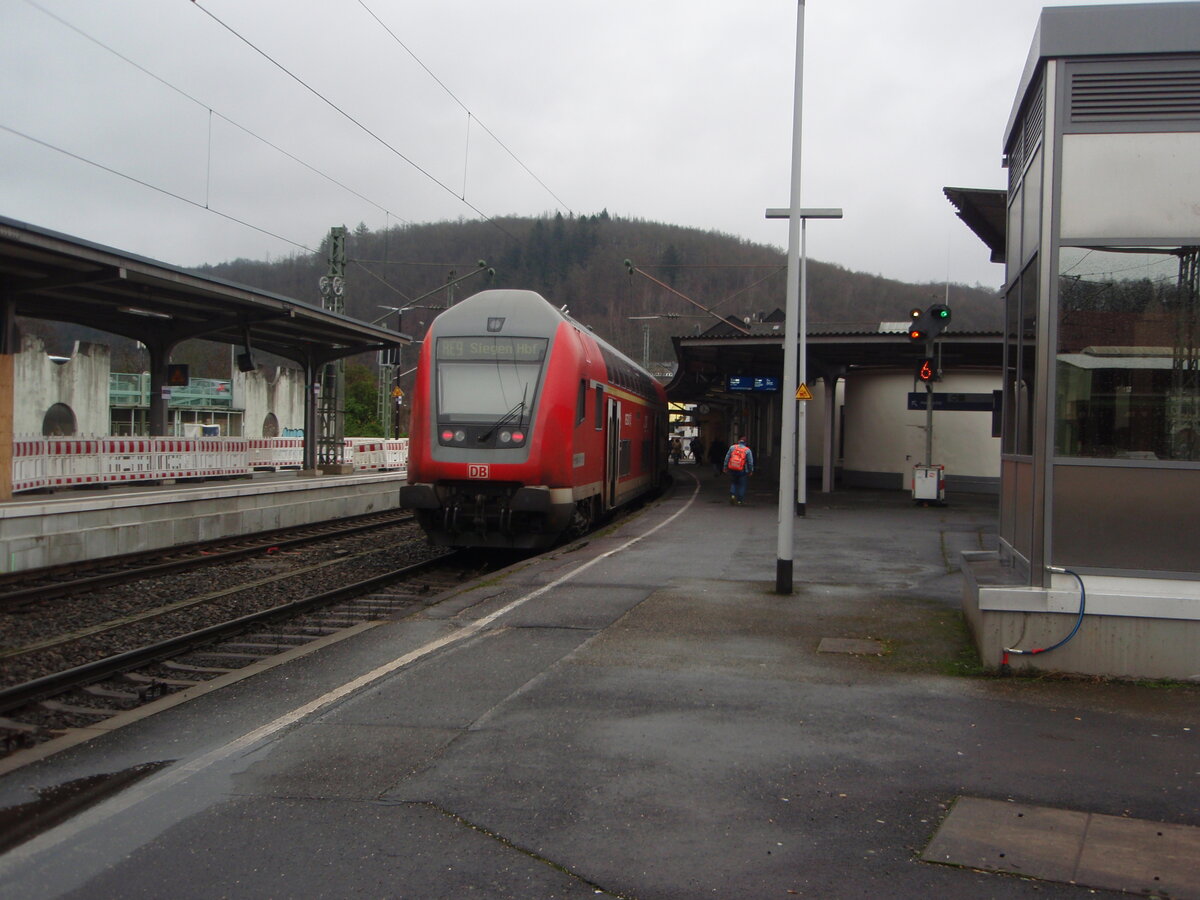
(577, 379), (586, 425)
(594, 386), (604, 430)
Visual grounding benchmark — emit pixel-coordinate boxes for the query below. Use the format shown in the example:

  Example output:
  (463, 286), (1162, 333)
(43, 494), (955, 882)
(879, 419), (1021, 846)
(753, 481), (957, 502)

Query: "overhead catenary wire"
(16, 0), (558, 254)
(355, 0), (574, 214)
(624, 260), (753, 334)
(190, 1), (524, 243)
(0, 123), (318, 255)
(16, 0), (409, 246)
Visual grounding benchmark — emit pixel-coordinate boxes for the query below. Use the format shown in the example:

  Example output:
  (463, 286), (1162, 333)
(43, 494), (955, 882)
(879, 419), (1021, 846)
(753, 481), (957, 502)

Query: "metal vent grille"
(1024, 86), (1045, 159)
(1070, 69), (1200, 123)
(1008, 76), (1044, 194)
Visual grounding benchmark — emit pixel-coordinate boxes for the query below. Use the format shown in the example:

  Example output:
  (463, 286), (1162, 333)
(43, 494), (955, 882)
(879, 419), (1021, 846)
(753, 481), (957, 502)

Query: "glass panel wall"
(1002, 284), (1019, 455)
(1056, 247), (1200, 460)
(1002, 260), (1039, 457)
(1018, 261), (1039, 456)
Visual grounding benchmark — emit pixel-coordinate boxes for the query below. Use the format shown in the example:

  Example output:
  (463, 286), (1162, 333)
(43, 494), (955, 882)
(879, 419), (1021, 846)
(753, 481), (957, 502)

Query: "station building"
(957, 2), (1200, 680)
(667, 314), (1005, 497)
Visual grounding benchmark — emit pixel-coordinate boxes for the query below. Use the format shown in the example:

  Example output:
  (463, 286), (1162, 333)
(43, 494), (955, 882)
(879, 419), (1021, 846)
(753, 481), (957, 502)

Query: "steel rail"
(0, 511), (415, 611)
(0, 551), (459, 716)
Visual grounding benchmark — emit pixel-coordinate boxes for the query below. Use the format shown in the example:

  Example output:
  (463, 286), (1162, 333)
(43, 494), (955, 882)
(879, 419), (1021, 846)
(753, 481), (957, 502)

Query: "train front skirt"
(401, 481), (576, 549)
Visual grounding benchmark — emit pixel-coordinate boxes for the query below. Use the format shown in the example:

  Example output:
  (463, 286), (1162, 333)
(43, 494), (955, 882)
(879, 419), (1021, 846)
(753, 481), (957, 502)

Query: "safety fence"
(12, 436), (409, 494)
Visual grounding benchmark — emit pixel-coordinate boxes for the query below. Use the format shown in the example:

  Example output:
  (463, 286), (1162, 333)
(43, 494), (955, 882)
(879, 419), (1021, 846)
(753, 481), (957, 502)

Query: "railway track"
(0, 521), (504, 762)
(0, 509), (416, 611)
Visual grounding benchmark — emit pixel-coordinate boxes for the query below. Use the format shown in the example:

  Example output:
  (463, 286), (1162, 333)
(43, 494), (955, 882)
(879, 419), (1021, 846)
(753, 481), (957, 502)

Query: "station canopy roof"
(943, 187), (1007, 264)
(667, 312), (1004, 402)
(0, 216), (407, 365)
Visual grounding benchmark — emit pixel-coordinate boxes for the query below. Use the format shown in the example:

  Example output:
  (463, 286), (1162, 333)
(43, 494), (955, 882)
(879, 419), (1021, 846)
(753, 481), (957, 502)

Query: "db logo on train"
(468, 464), (490, 479)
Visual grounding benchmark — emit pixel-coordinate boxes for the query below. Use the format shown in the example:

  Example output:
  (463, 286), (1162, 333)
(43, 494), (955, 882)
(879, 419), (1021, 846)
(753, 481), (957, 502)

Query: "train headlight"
(454, 429), (466, 442)
(499, 430), (512, 443)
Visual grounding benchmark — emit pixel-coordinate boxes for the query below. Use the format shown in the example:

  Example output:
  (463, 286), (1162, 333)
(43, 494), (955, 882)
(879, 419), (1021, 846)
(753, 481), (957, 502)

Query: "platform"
(0, 469), (403, 573)
(0, 468), (1196, 898)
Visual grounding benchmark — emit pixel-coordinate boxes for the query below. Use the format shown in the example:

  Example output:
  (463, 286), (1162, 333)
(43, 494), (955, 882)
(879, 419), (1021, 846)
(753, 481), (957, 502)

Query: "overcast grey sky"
(0, 0), (1159, 291)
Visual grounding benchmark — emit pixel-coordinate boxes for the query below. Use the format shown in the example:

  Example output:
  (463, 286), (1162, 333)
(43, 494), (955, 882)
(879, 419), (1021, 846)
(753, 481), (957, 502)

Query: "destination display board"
(437, 337), (547, 362)
(728, 375), (779, 392)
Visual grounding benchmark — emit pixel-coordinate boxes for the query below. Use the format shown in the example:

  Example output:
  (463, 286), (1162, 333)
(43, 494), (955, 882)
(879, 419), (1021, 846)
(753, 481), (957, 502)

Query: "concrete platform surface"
(924, 796), (1200, 897)
(0, 466), (1196, 898)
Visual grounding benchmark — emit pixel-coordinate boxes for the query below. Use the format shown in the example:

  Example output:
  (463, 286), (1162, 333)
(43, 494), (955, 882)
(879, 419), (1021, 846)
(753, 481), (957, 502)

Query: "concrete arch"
(42, 402), (77, 436)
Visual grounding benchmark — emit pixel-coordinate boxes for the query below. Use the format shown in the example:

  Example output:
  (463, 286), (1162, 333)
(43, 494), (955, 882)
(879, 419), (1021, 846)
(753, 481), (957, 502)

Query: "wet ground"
(0, 469), (1196, 898)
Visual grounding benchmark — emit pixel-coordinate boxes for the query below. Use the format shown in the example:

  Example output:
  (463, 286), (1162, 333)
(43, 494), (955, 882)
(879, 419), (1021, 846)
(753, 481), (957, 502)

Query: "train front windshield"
(435, 336), (547, 423)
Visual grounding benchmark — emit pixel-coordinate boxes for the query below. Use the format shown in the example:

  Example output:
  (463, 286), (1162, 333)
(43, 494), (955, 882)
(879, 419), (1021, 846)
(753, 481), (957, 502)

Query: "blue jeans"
(729, 470), (749, 502)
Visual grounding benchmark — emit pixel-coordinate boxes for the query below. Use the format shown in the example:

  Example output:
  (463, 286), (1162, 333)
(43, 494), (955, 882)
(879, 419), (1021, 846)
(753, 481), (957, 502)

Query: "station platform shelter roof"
(0, 215), (411, 499)
(0, 215), (407, 365)
(666, 313), (1004, 404)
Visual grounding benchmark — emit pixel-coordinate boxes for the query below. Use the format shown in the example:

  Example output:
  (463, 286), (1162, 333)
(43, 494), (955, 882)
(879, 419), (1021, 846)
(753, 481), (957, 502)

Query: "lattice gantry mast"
(318, 226), (347, 468)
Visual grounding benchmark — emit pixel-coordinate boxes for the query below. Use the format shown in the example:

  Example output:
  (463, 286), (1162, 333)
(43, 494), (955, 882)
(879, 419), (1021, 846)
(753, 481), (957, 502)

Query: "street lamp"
(767, 0), (843, 595)
(766, 207), (842, 515)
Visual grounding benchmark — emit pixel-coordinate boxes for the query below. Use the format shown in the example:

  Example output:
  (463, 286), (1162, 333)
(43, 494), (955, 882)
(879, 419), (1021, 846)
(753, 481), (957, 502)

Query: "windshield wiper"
(478, 385), (528, 441)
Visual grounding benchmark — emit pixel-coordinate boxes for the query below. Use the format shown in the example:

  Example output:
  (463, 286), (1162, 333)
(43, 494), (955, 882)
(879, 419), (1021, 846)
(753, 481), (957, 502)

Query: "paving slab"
(923, 796), (1200, 898)
(818, 637), (887, 655)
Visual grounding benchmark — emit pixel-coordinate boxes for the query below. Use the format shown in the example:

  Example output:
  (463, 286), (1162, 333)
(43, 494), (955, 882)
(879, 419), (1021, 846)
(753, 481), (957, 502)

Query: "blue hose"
(1004, 568), (1086, 658)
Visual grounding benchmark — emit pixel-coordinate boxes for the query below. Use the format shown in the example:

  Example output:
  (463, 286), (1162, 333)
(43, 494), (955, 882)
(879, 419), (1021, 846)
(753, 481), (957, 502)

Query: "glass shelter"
(966, 2), (1200, 679)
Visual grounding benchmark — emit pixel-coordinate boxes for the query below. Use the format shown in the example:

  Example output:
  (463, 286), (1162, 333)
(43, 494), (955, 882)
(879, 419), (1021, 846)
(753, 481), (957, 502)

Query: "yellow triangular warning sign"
(795, 383), (813, 400)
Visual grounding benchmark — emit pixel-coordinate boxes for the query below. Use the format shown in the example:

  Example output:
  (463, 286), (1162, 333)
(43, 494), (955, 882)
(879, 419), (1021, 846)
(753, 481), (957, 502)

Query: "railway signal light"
(908, 307), (926, 342)
(927, 303), (952, 338)
(917, 358), (936, 383)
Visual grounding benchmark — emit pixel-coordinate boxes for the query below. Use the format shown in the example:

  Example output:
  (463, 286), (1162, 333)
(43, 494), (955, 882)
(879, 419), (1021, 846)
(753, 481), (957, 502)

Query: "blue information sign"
(729, 375), (779, 392)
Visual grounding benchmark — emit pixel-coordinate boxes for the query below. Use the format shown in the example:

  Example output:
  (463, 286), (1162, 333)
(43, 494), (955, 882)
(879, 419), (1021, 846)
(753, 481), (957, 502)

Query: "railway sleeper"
(181, 651), (266, 663)
(307, 617), (369, 628)
(160, 660), (236, 674)
(219, 641), (316, 653)
(284, 626), (341, 636)
(39, 700), (114, 718)
(323, 610), (381, 621)
(236, 632), (313, 645)
(0, 717), (41, 736)
(81, 685), (140, 703)
(123, 671), (198, 688)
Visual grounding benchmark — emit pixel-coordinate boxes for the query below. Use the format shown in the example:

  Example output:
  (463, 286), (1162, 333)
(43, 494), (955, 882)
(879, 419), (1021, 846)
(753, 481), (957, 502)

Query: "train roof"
(440, 290), (656, 381)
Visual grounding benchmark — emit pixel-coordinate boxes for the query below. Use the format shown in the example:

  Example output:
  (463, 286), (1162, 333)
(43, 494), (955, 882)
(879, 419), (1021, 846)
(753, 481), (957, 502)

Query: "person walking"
(723, 435), (754, 505)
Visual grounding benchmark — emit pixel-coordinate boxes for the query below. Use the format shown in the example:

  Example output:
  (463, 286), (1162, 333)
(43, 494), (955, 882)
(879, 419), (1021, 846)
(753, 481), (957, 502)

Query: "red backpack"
(727, 444), (748, 472)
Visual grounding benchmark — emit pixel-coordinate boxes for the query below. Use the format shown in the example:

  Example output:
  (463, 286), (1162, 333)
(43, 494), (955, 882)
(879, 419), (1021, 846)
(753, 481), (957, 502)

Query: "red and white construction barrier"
(248, 437), (305, 470)
(11, 436), (409, 493)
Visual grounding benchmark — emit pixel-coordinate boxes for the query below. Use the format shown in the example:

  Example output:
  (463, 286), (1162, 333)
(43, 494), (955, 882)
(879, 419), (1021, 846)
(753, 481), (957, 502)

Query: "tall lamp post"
(769, 0), (842, 595)
(766, 207), (842, 511)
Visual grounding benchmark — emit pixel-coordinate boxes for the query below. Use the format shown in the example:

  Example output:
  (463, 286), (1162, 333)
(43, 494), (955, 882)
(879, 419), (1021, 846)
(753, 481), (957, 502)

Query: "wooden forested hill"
(196, 213), (1003, 365)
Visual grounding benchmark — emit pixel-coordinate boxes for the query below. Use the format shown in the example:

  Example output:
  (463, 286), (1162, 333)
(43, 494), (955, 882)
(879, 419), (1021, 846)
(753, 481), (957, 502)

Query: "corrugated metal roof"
(0, 215), (407, 365)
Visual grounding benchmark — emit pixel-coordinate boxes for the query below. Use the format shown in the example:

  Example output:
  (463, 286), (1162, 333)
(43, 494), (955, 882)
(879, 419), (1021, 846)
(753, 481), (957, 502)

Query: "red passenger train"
(400, 289), (669, 549)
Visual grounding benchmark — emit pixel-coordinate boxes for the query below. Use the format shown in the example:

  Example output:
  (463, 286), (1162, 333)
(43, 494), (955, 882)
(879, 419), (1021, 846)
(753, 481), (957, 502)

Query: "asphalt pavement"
(0, 465), (1196, 898)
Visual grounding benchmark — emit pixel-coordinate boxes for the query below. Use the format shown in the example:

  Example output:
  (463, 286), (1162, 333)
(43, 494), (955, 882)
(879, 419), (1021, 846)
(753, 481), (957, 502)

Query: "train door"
(605, 397), (621, 510)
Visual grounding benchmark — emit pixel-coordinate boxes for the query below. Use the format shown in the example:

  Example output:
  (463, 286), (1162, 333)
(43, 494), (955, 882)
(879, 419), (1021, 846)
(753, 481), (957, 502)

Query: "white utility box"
(912, 464), (945, 502)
